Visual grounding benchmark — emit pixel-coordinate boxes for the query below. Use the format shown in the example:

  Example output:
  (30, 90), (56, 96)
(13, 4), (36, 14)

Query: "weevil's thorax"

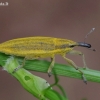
(55, 38), (77, 54)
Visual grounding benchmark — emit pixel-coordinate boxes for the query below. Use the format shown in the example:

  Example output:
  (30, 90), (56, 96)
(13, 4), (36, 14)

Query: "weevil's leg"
(12, 57), (26, 73)
(68, 50), (87, 69)
(46, 70), (67, 98)
(62, 54), (87, 84)
(47, 57), (55, 77)
(46, 70), (59, 90)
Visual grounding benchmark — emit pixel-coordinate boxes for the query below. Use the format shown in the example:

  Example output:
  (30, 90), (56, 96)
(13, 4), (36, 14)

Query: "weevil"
(0, 36), (95, 83)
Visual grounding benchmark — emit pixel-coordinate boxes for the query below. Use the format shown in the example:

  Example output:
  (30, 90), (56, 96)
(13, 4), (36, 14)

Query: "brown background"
(0, 0), (100, 100)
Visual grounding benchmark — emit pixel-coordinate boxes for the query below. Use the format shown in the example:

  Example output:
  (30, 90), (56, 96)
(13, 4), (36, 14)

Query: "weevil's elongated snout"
(77, 42), (96, 51)
(78, 42), (91, 48)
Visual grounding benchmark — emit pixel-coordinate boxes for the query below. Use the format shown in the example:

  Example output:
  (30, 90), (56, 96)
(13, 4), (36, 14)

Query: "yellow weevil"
(0, 36), (95, 83)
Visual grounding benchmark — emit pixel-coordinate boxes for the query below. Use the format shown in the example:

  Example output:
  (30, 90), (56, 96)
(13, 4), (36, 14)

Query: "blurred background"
(0, 0), (100, 100)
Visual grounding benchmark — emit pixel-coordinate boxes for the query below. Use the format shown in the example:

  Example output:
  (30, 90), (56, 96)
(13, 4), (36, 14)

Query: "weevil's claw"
(12, 68), (18, 73)
(76, 68), (79, 70)
(12, 66), (21, 74)
(48, 72), (52, 77)
(82, 74), (87, 84)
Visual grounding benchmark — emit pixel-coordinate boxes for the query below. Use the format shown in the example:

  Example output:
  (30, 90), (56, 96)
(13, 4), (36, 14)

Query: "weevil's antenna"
(84, 28), (96, 51)
(84, 28), (95, 43)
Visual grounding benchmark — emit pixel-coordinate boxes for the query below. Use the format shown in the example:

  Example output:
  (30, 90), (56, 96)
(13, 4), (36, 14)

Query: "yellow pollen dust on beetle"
(0, 29), (95, 83)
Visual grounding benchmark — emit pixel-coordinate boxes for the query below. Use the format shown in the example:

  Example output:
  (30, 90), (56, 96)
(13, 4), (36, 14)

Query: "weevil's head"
(69, 28), (96, 51)
(69, 42), (95, 51)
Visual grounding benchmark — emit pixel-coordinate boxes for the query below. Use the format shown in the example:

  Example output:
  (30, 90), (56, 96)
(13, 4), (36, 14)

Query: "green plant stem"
(2, 55), (68, 100)
(0, 52), (100, 83)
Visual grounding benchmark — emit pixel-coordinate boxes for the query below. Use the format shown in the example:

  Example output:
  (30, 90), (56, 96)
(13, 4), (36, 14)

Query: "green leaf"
(0, 52), (100, 83)
(2, 55), (68, 100)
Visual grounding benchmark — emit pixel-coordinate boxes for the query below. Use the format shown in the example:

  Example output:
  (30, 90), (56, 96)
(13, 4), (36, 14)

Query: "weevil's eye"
(69, 43), (78, 48)
(69, 45), (75, 48)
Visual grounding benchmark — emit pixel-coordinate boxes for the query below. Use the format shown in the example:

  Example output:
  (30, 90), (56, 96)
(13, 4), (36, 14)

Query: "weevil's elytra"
(0, 36), (93, 83)
(0, 37), (76, 58)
